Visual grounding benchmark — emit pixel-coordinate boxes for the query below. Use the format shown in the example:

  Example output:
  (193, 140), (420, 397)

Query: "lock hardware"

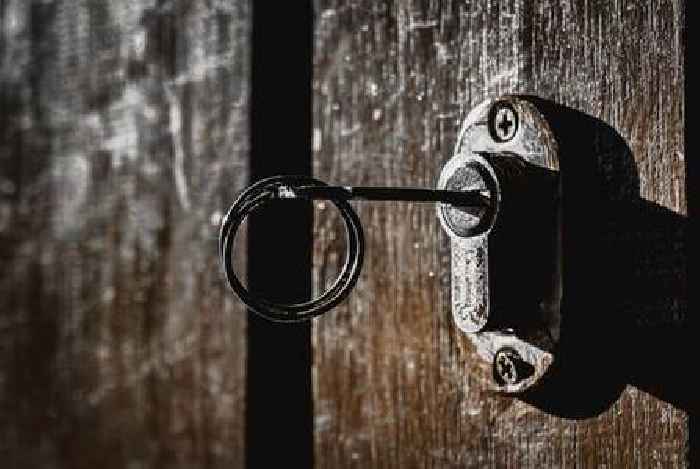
(437, 96), (562, 393)
(219, 95), (562, 394)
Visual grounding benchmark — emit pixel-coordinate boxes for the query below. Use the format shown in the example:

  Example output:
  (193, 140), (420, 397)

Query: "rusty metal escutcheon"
(437, 96), (562, 393)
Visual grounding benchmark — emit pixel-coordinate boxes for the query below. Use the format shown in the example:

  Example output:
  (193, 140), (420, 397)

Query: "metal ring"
(219, 175), (364, 322)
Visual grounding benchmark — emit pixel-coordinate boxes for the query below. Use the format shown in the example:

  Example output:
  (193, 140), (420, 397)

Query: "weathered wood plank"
(0, 1), (249, 467)
(312, 1), (686, 467)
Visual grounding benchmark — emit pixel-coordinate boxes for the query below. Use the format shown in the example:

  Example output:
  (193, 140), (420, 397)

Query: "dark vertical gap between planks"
(247, 2), (314, 468)
(685, 3), (697, 466)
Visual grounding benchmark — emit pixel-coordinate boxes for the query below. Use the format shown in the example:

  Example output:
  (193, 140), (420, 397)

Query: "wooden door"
(0, 2), (249, 467)
(312, 1), (688, 467)
(1, 1), (689, 467)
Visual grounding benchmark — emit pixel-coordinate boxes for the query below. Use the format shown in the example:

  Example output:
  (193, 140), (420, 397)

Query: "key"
(275, 184), (491, 207)
(219, 175), (491, 322)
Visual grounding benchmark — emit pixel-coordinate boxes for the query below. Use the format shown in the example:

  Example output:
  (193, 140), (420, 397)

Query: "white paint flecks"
(165, 85), (191, 210)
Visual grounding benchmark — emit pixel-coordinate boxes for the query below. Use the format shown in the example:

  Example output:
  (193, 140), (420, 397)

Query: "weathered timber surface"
(0, 1), (249, 467)
(312, 1), (686, 468)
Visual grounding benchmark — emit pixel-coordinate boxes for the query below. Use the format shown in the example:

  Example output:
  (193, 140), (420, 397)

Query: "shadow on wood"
(513, 97), (690, 419)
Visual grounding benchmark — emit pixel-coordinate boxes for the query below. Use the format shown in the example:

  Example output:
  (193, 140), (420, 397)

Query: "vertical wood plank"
(312, 0), (686, 467)
(0, 1), (249, 467)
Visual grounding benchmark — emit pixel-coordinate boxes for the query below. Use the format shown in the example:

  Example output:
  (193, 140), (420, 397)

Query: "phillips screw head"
(488, 101), (519, 143)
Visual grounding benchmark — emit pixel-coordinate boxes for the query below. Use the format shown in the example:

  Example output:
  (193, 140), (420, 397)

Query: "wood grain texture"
(0, 1), (249, 467)
(312, 1), (686, 467)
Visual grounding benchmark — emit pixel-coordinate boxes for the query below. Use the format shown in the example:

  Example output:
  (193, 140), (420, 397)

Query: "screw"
(493, 347), (534, 387)
(488, 101), (519, 143)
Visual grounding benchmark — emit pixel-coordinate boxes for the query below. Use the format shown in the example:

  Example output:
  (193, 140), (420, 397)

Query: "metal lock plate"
(437, 96), (562, 393)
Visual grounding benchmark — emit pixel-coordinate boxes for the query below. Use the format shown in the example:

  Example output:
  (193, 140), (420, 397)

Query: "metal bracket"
(437, 96), (562, 393)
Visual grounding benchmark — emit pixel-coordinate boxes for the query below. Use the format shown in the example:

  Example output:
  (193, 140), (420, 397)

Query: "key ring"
(219, 175), (364, 323)
(219, 175), (489, 322)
